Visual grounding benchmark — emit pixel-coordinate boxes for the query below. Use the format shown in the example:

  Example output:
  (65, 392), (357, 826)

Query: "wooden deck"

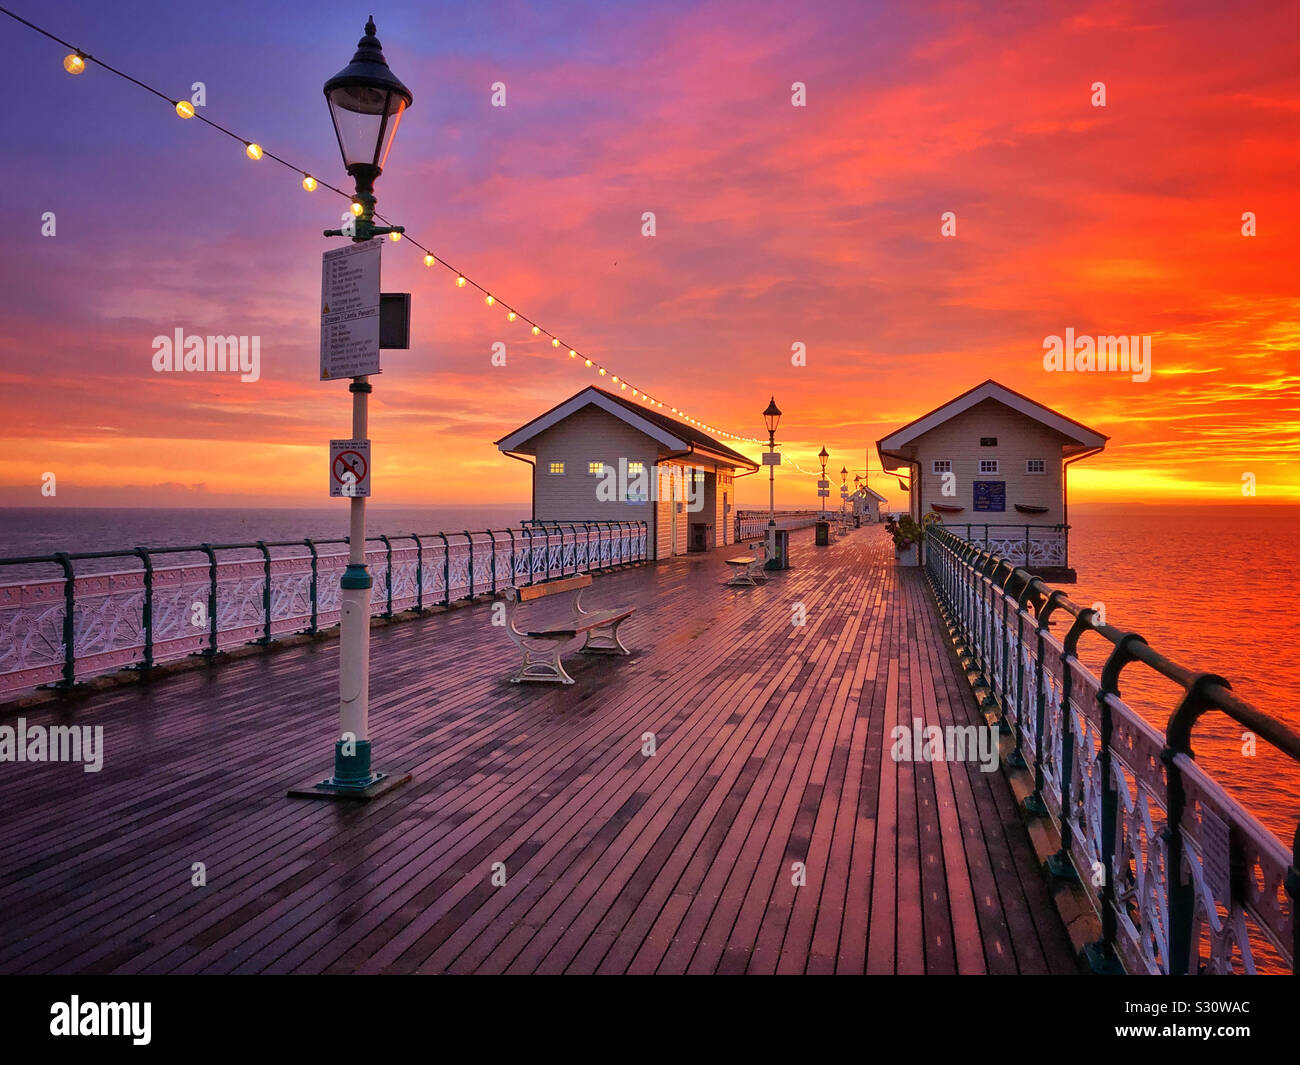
(0, 525), (1078, 975)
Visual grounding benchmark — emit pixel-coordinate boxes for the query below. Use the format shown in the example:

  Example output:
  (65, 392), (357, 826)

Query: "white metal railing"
(925, 524), (1299, 975)
(0, 522), (648, 698)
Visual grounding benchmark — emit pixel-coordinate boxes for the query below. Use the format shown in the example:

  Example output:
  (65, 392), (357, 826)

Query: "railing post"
(1024, 525), (1031, 567)
(1006, 568), (1034, 764)
(506, 528), (516, 586)
(1288, 827), (1300, 976)
(200, 544), (218, 656)
(372, 535), (388, 616)
(1085, 631), (1147, 974)
(1163, 672), (1233, 975)
(1026, 587), (1067, 817)
(305, 539), (319, 633)
(486, 530), (497, 594)
(1046, 608), (1098, 881)
(133, 548), (154, 671)
(256, 541), (272, 644)
(463, 533), (475, 599)
(412, 534), (424, 613)
(53, 552), (76, 688)
(437, 532), (450, 605)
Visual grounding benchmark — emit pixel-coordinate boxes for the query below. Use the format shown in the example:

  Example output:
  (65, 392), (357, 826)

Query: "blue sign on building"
(973, 480), (1006, 512)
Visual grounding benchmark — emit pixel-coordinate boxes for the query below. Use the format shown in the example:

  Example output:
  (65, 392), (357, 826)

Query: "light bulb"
(175, 100), (195, 119)
(531, 326), (540, 336)
(245, 143), (262, 160)
(584, 359), (592, 367)
(388, 230), (402, 241)
(507, 311), (517, 322)
(456, 276), (467, 287)
(424, 254), (435, 266)
(551, 338), (560, 347)
(598, 368), (607, 376)
(302, 175), (317, 191)
(569, 349), (577, 357)
(484, 294), (494, 306)
(63, 53), (86, 75)
(350, 201), (364, 216)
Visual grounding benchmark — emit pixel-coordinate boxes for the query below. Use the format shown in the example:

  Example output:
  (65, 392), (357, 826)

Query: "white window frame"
(627, 461), (646, 476)
(932, 459), (952, 474)
(548, 461), (565, 475)
(588, 461), (605, 475)
(978, 459), (999, 474)
(1026, 459), (1047, 475)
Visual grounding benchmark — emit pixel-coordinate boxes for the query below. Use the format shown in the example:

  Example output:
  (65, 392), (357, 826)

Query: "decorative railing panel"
(734, 510), (825, 540)
(924, 523), (1299, 975)
(0, 521), (647, 699)
(940, 522), (1069, 569)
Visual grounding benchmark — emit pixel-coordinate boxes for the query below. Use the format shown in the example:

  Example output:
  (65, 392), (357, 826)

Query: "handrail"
(924, 523), (1299, 974)
(0, 521), (646, 700)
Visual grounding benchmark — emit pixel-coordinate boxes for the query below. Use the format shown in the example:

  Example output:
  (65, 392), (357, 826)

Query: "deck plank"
(0, 526), (1078, 975)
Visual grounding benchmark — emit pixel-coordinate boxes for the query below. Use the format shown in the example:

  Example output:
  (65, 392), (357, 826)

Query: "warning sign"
(320, 240), (381, 380)
(330, 439), (371, 498)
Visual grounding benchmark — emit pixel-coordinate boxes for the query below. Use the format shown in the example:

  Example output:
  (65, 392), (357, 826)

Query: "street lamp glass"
(324, 18), (414, 177)
(763, 397), (782, 436)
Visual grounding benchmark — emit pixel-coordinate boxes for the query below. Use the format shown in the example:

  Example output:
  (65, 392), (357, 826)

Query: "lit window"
(932, 460), (952, 474)
(548, 462), (565, 475)
(1026, 459), (1046, 474)
(979, 459), (999, 474)
(628, 461), (645, 475)
(588, 461), (605, 475)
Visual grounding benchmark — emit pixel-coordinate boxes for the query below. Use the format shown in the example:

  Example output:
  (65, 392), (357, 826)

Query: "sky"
(1, 0), (1297, 510)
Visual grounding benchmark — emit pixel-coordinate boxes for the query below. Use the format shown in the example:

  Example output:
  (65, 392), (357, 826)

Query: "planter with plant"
(883, 513), (939, 566)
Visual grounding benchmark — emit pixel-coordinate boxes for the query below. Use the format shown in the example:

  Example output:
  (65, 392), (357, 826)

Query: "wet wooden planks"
(0, 525), (1078, 974)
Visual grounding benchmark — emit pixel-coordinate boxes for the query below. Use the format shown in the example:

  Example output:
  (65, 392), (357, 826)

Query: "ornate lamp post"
(840, 465), (848, 521)
(311, 18), (412, 796)
(818, 446), (829, 520)
(763, 397), (782, 562)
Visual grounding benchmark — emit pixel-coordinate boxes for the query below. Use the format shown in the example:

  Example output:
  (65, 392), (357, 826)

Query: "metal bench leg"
(510, 637), (575, 683)
(581, 617), (631, 655)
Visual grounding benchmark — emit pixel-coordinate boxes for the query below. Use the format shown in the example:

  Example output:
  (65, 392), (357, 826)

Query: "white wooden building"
(851, 484), (888, 523)
(876, 380), (1107, 579)
(497, 386), (760, 560)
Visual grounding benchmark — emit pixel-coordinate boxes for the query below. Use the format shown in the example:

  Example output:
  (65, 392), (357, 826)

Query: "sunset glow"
(2, 0), (1297, 509)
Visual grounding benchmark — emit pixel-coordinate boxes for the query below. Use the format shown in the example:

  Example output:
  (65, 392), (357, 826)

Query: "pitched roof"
(495, 386), (760, 470)
(855, 484), (888, 503)
(876, 380), (1108, 457)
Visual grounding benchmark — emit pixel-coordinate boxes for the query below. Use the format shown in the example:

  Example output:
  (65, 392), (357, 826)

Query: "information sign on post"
(320, 240), (381, 380)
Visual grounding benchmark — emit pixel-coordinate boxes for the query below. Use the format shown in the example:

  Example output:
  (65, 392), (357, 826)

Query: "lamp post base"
(288, 742), (412, 802)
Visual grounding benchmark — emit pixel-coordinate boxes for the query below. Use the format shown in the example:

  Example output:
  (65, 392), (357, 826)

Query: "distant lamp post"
(762, 397), (782, 564)
(818, 446), (829, 519)
(763, 397), (782, 528)
(309, 18), (413, 798)
(840, 465), (848, 520)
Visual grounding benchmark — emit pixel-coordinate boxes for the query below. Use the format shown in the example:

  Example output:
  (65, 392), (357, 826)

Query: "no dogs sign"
(330, 439), (371, 498)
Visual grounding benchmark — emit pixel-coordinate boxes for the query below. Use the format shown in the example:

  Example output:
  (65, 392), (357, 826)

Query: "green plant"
(885, 512), (940, 551)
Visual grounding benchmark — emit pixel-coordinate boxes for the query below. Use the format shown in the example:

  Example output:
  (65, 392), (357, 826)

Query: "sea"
(1, 503), (1296, 844)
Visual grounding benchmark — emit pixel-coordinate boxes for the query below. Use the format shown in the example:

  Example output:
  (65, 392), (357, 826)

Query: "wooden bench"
(724, 540), (770, 586)
(502, 573), (634, 684)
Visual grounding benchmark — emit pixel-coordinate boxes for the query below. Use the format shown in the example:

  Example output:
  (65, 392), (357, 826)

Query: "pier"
(0, 526), (1078, 975)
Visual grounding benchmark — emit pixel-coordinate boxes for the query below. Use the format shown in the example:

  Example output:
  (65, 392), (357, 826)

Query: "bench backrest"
(515, 572), (593, 603)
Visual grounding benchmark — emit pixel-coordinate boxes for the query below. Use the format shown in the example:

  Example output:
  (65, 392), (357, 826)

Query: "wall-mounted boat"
(1014, 503), (1050, 515)
(931, 503), (964, 514)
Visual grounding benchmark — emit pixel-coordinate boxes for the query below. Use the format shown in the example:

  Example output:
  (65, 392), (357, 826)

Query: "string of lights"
(1, 6), (780, 445)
